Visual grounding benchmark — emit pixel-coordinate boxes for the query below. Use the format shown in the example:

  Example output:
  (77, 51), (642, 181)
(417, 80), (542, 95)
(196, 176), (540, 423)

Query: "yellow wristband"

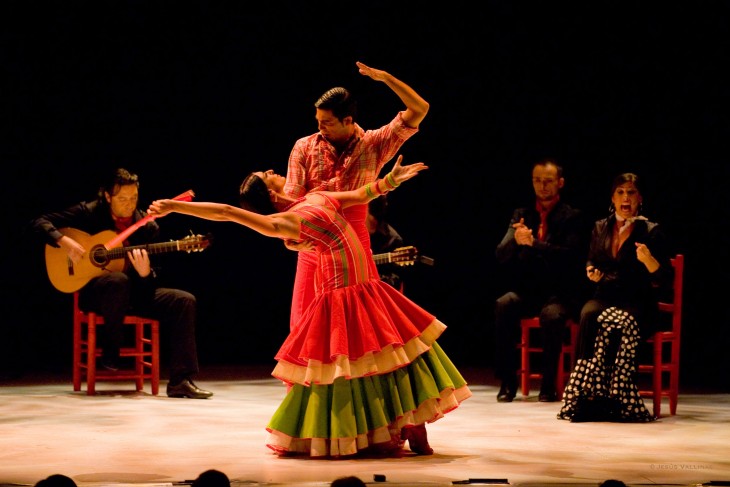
(386, 172), (399, 189)
(365, 183), (375, 198)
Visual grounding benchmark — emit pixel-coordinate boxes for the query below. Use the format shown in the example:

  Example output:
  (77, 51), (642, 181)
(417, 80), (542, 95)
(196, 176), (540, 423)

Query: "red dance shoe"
(401, 423), (434, 455)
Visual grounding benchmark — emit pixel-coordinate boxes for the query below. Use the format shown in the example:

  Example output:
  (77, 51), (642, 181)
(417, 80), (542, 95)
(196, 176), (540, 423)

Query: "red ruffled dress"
(265, 194), (472, 457)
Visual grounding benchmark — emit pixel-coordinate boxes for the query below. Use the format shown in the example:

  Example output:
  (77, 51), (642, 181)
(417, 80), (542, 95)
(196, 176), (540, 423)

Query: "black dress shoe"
(166, 379), (213, 399)
(497, 383), (516, 403)
(100, 357), (119, 372)
(538, 391), (558, 402)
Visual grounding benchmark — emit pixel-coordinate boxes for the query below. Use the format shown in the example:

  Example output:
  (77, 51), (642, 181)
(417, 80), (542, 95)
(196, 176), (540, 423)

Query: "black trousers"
(494, 291), (570, 393)
(79, 272), (199, 384)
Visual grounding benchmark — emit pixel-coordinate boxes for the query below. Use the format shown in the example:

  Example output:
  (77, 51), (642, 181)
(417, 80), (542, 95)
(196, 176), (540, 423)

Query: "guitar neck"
(104, 241), (188, 261)
(371, 246), (431, 267)
(372, 252), (393, 265)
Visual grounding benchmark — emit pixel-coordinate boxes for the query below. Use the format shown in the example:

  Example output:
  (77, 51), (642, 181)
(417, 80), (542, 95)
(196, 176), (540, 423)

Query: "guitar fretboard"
(373, 253), (389, 265)
(101, 241), (188, 261)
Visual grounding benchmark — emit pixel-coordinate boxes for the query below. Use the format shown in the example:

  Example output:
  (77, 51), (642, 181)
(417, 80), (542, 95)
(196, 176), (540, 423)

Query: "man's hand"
(355, 60), (429, 129)
(356, 61), (387, 82)
(128, 248), (152, 278)
(512, 218), (535, 246)
(58, 235), (86, 265)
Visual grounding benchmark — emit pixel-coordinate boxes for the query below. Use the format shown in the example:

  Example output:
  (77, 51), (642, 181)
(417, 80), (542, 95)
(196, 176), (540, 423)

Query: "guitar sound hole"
(90, 246), (110, 267)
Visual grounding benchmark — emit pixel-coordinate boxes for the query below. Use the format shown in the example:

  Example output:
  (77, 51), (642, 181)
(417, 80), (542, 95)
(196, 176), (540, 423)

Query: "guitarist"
(366, 195), (406, 291)
(29, 167), (212, 399)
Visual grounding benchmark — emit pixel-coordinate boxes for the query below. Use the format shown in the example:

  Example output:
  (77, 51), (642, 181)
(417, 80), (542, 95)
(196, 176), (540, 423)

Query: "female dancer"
(148, 156), (472, 457)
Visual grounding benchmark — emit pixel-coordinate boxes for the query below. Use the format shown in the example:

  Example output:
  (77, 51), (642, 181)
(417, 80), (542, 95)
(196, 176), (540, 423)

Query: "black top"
(586, 214), (674, 332)
(30, 199), (160, 248)
(495, 200), (591, 308)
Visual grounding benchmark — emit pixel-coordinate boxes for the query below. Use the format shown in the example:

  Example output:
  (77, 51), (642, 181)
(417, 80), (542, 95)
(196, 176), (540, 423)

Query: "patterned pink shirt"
(283, 112), (418, 198)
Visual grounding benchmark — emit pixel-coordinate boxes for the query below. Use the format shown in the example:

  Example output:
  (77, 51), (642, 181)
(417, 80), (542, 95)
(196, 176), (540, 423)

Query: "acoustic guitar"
(372, 245), (435, 267)
(45, 227), (211, 293)
(372, 246), (418, 266)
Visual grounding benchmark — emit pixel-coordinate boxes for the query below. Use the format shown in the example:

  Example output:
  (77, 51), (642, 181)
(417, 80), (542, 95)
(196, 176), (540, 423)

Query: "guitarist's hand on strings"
(127, 248), (152, 278)
(58, 235), (86, 265)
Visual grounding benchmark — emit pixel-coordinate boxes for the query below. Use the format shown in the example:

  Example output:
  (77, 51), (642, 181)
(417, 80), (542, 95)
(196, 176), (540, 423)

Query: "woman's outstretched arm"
(147, 200), (301, 240)
(335, 155), (428, 208)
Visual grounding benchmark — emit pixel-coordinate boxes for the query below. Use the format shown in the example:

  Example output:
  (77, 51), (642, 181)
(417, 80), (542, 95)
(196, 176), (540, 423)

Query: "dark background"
(3, 2), (728, 390)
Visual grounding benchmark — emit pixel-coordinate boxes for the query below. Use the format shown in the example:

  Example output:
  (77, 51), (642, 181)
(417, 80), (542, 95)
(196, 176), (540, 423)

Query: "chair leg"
(134, 321), (144, 391)
(86, 314), (98, 396)
(73, 313), (82, 392)
(556, 347), (565, 400)
(652, 340), (663, 418)
(669, 342), (680, 416)
(669, 355), (679, 416)
(151, 321), (160, 395)
(520, 323), (531, 396)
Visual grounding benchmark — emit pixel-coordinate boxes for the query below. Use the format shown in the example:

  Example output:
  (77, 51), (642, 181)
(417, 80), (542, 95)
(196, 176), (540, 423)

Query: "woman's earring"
(608, 203), (615, 214)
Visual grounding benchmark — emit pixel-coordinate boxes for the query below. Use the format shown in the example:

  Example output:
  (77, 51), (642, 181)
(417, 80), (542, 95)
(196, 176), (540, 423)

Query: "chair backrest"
(659, 254), (684, 336)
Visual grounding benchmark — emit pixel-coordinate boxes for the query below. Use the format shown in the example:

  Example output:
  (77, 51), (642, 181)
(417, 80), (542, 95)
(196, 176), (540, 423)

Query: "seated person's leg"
(575, 299), (606, 360)
(538, 300), (569, 401)
(494, 291), (522, 402)
(80, 272), (131, 370)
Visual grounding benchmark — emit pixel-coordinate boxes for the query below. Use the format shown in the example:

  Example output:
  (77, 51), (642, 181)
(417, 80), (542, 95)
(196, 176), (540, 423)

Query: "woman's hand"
(635, 242), (660, 273)
(586, 266), (603, 282)
(147, 199), (175, 218)
(389, 155), (428, 185)
(284, 239), (315, 252)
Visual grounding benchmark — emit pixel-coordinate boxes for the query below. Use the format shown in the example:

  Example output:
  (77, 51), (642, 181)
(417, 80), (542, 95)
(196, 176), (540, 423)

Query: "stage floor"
(1, 365), (728, 487)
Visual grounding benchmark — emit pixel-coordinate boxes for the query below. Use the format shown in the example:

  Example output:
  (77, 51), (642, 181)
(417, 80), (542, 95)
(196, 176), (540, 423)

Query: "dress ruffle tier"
(266, 279), (472, 457)
(266, 342), (472, 457)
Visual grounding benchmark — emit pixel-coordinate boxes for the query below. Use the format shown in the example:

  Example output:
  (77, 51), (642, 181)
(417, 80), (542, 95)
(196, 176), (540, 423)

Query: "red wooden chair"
(638, 254), (684, 417)
(72, 292), (160, 395)
(517, 317), (579, 399)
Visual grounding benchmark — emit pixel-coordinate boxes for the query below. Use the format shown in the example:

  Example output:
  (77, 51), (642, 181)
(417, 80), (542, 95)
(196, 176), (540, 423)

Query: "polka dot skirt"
(557, 306), (654, 422)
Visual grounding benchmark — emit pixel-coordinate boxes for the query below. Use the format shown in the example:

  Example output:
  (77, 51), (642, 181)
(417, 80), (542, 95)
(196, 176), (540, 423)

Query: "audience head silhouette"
(35, 474), (77, 487)
(599, 481), (627, 487)
(330, 476), (367, 487)
(192, 469), (231, 487)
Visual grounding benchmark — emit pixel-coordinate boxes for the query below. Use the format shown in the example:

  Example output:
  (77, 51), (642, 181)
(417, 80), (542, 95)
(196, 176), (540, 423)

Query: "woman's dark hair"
(97, 167), (139, 202)
(315, 86), (357, 122)
(610, 172), (641, 195)
(239, 173), (276, 215)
